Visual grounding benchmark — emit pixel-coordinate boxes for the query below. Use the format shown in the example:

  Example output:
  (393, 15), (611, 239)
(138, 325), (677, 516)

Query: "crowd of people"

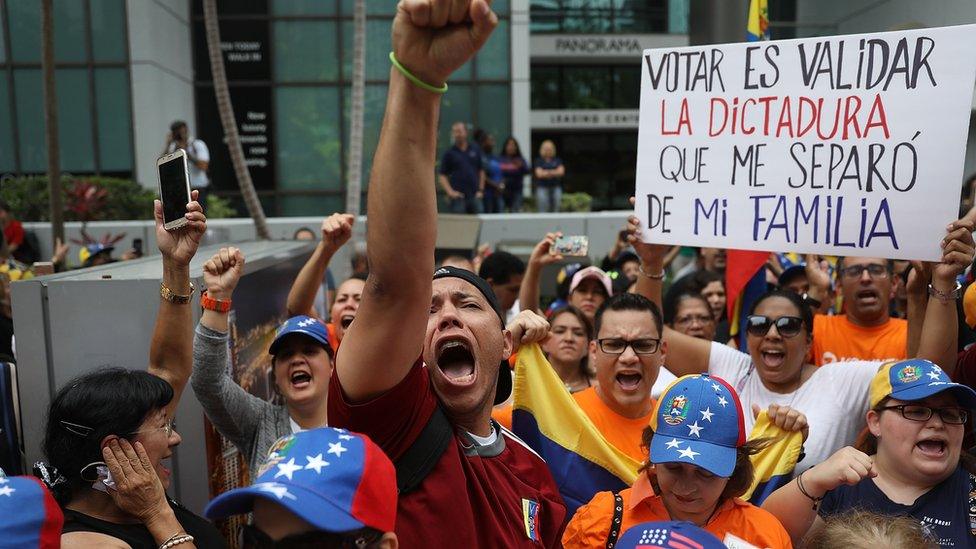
(3, 2), (976, 548)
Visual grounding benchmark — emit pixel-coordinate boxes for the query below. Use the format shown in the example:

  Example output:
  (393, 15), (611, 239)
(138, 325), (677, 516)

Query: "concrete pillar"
(689, 0), (750, 45)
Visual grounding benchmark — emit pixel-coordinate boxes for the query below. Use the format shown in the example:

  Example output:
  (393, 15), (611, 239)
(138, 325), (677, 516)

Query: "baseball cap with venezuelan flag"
(870, 358), (976, 409)
(649, 374), (746, 477)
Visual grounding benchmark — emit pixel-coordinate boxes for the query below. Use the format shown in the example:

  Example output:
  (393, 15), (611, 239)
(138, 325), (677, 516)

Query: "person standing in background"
(163, 120), (211, 208)
(534, 140), (565, 213)
(498, 137), (530, 212)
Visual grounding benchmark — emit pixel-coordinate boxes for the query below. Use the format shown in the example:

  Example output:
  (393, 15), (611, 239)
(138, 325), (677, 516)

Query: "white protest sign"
(635, 24), (976, 261)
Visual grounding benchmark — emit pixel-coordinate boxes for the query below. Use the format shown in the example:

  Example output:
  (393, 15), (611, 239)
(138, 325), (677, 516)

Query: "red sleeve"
(328, 358), (436, 461)
(4, 221), (24, 247)
(953, 347), (976, 388)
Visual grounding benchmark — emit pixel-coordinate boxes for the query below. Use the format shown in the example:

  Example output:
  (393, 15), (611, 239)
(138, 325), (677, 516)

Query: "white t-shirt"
(652, 365), (678, 399)
(168, 138), (210, 189)
(708, 341), (880, 473)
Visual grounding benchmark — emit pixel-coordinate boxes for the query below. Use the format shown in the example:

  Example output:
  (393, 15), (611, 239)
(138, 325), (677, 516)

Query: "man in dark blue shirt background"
(438, 121), (485, 214)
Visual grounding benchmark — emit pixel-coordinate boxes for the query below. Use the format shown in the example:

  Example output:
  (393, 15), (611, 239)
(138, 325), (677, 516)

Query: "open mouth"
(616, 371), (643, 391)
(437, 339), (476, 384)
(290, 369), (312, 389)
(855, 290), (879, 305)
(340, 314), (355, 329)
(916, 438), (947, 457)
(760, 349), (785, 368)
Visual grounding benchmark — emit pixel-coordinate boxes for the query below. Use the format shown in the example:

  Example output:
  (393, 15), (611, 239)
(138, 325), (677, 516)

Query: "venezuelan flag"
(746, 0), (770, 42)
(743, 410), (803, 505)
(512, 344), (642, 515)
(726, 250), (770, 348)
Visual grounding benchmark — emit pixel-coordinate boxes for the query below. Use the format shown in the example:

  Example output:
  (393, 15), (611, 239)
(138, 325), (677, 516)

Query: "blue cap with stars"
(617, 521), (725, 549)
(649, 374), (746, 478)
(268, 315), (331, 356)
(204, 427), (397, 533)
(870, 358), (976, 409)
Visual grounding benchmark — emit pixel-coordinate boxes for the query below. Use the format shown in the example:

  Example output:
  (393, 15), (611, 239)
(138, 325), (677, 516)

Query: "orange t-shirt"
(563, 473), (792, 549)
(492, 404), (513, 431)
(811, 314), (907, 366)
(572, 387), (655, 463)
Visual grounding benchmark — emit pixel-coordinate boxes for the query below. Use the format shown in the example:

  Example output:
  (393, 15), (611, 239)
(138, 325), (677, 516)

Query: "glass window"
(475, 20), (509, 80)
(342, 83), (387, 188)
(280, 194), (344, 216)
(274, 21), (339, 82)
(94, 68), (132, 172)
(54, 0), (87, 62)
(562, 66), (610, 109)
(340, 0), (396, 15)
(561, 0), (612, 33)
(476, 84), (510, 141)
(56, 69), (95, 172)
(612, 65), (639, 109)
(437, 84), (471, 151)
(668, 0), (689, 34)
(0, 81), (15, 173)
(342, 19), (394, 82)
(90, 0), (127, 62)
(275, 86), (342, 191)
(530, 66), (560, 109)
(272, 0), (337, 15)
(7, 0), (41, 62)
(0, 8), (7, 63)
(493, 0), (510, 14)
(13, 69), (44, 172)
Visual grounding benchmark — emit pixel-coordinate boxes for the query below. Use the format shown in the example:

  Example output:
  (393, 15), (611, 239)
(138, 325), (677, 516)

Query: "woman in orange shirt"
(563, 374), (793, 549)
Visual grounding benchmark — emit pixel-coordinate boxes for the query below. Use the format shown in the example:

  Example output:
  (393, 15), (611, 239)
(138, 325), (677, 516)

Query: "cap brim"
(891, 382), (976, 410)
(650, 435), (737, 477)
(269, 330), (331, 355)
(204, 481), (364, 533)
(494, 361), (512, 405)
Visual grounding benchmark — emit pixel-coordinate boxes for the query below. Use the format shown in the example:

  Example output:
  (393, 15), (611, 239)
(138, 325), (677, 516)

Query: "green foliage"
(205, 194), (237, 219)
(561, 192), (593, 213)
(0, 176), (156, 222)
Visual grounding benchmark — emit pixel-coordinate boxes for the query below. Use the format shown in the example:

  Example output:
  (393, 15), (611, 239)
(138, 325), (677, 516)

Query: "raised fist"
(203, 247), (245, 301)
(321, 213), (356, 253)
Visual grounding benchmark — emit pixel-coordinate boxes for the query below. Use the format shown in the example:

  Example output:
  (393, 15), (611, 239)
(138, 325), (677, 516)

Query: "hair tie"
(32, 461), (67, 489)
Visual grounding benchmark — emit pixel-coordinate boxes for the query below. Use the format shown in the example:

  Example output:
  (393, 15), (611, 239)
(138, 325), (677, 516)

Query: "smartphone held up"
(551, 235), (589, 257)
(156, 149), (191, 231)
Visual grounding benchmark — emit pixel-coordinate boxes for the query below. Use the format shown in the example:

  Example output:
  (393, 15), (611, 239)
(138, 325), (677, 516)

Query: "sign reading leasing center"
(634, 25), (976, 261)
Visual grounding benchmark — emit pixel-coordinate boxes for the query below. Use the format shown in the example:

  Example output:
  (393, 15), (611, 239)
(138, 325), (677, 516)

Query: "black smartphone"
(156, 149), (191, 230)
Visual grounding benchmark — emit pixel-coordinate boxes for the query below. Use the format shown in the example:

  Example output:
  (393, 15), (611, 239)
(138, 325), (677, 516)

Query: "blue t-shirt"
(439, 143), (483, 197)
(820, 466), (975, 548)
(534, 157), (563, 188)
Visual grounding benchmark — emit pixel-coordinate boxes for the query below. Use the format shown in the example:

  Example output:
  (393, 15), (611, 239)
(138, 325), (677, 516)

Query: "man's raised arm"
(337, 0), (497, 401)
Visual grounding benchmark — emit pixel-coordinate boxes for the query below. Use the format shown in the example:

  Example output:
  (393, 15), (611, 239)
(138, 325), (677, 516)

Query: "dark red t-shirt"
(329, 361), (567, 547)
(3, 220), (24, 247)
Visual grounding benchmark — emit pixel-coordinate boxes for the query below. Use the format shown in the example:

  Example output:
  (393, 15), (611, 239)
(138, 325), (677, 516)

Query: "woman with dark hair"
(498, 136), (530, 212)
(763, 360), (976, 547)
(668, 293), (716, 342)
(628, 212), (973, 474)
(563, 375), (792, 548)
(541, 306), (595, 393)
(43, 191), (224, 548)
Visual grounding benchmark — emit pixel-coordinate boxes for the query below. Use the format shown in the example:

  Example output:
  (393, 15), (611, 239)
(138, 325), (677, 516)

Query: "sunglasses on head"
(745, 315), (804, 338)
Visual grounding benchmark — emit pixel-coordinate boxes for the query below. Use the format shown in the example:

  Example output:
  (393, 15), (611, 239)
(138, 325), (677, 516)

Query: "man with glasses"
(807, 257), (908, 365)
(571, 293), (667, 462)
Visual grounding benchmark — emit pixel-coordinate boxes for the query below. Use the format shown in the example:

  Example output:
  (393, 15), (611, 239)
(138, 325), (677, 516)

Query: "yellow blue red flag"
(746, 0), (770, 41)
(743, 410), (803, 505)
(511, 343), (642, 515)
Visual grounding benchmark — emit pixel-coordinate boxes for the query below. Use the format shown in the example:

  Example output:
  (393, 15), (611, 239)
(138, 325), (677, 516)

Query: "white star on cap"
(255, 482), (296, 500)
(338, 434), (353, 441)
(0, 486), (13, 496)
(328, 442), (348, 458)
(927, 370), (942, 380)
(711, 383), (721, 391)
(717, 396), (728, 407)
(297, 318), (316, 327)
(677, 446), (700, 460)
(0, 477), (8, 484)
(687, 421), (704, 437)
(664, 438), (682, 449)
(700, 407), (714, 422)
(274, 458), (303, 480)
(304, 454), (329, 474)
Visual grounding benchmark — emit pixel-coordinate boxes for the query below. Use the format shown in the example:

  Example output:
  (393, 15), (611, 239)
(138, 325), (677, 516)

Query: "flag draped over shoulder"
(511, 343), (642, 515)
(743, 411), (803, 505)
(726, 250), (770, 348)
(746, 0), (770, 42)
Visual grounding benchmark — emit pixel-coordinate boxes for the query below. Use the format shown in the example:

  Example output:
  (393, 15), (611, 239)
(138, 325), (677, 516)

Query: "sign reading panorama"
(634, 24), (976, 261)
(531, 34), (688, 60)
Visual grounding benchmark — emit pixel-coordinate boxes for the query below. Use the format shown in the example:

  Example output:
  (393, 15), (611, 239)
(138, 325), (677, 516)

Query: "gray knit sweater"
(191, 323), (292, 475)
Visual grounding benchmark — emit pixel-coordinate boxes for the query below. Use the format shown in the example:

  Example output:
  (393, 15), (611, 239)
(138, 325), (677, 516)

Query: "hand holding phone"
(156, 149), (191, 231)
(551, 235), (589, 257)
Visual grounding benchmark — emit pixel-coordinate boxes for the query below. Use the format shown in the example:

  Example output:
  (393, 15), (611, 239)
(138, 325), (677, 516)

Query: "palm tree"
(345, 0), (366, 220)
(41, 0), (64, 263)
(202, 0), (270, 239)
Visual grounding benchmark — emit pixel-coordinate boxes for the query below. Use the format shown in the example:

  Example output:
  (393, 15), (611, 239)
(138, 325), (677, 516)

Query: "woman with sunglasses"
(624, 212), (974, 473)
(762, 360), (976, 547)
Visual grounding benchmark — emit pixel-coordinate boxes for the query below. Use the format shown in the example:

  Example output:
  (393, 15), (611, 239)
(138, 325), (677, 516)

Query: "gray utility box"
(11, 240), (314, 514)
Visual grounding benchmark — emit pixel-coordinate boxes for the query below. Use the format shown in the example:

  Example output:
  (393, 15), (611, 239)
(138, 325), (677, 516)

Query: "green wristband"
(389, 51), (448, 94)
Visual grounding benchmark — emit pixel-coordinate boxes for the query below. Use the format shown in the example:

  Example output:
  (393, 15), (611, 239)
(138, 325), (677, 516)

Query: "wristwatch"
(801, 293), (822, 310)
(928, 281), (962, 304)
(160, 282), (195, 304)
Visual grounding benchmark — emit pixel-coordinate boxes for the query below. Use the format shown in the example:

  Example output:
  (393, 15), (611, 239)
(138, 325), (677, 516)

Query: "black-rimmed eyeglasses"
(879, 404), (968, 425)
(597, 338), (661, 355)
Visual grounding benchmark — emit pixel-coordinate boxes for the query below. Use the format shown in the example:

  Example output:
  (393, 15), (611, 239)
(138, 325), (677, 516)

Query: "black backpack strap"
(395, 405), (453, 494)
(606, 492), (624, 549)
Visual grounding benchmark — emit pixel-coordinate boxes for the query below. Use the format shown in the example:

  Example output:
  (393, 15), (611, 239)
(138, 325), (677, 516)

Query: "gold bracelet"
(160, 282), (195, 304)
(638, 263), (665, 280)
